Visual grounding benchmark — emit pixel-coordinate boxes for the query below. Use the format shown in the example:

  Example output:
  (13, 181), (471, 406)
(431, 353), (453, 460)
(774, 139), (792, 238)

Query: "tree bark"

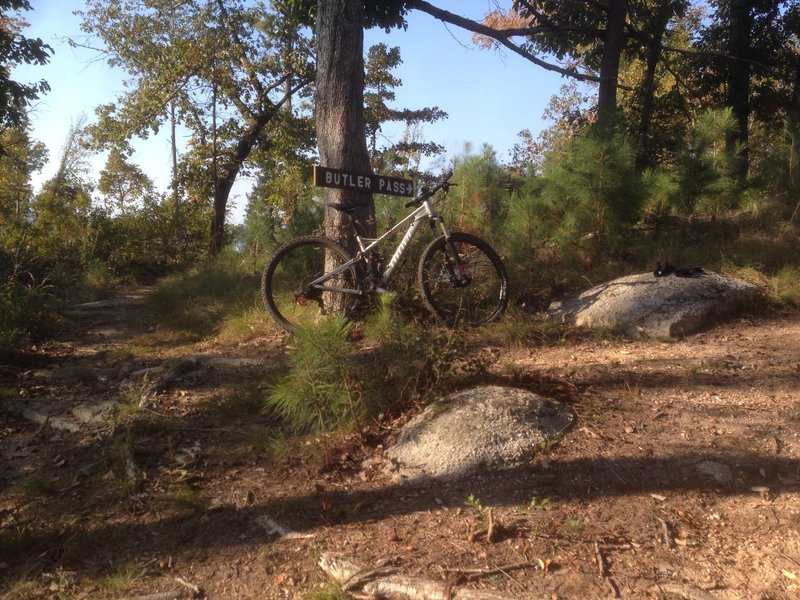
(596, 0), (628, 131)
(792, 57), (800, 129)
(207, 73), (310, 257)
(316, 0), (376, 252)
(635, 3), (674, 170)
(210, 115), (269, 256)
(726, 0), (752, 181)
(210, 184), (228, 258)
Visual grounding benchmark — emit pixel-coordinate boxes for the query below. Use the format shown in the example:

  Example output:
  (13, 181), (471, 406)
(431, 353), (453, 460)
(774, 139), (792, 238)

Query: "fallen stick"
(656, 583), (718, 600)
(174, 576), (203, 597)
(125, 589), (183, 600)
(485, 508), (496, 543)
(255, 515), (315, 540)
(205, 357), (268, 368)
(363, 576), (514, 599)
(128, 356), (267, 383)
(594, 541), (607, 577)
(657, 517), (673, 548)
(319, 552), (514, 599)
(445, 562), (538, 581)
(594, 541), (620, 598)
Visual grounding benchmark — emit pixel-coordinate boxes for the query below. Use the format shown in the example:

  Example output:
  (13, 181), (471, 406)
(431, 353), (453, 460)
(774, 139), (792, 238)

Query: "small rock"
(71, 402), (117, 423)
(385, 385), (574, 483)
(51, 366), (103, 384)
(695, 460), (734, 485)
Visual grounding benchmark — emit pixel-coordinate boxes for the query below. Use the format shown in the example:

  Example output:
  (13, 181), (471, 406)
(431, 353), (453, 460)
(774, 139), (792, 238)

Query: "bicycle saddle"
(327, 202), (369, 214)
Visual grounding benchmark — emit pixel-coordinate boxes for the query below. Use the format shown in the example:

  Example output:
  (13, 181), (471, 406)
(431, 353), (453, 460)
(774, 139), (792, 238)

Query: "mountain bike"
(261, 171), (509, 334)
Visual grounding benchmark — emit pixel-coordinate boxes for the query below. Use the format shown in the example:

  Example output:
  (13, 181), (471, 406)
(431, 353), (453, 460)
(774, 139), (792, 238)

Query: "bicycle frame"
(306, 197), (449, 296)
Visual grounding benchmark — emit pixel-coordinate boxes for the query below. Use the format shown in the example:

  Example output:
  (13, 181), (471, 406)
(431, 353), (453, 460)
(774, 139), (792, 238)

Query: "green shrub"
(0, 278), (64, 347)
(672, 108), (745, 216)
(72, 259), (120, 303)
(267, 318), (361, 433)
(494, 130), (646, 295)
(538, 129), (643, 244)
(771, 266), (800, 306)
(267, 299), (489, 435)
(362, 293), (418, 347)
(304, 584), (349, 600)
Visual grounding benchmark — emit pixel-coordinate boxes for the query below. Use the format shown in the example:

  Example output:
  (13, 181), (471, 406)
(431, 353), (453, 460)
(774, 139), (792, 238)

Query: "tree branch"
(411, 0), (627, 88)
(213, 0), (266, 99)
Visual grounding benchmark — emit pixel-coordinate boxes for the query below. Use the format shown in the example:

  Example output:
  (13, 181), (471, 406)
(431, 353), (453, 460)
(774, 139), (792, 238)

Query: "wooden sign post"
(313, 165), (414, 197)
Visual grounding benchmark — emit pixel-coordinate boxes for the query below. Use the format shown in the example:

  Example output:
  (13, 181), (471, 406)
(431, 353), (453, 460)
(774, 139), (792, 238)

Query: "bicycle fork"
(430, 216), (472, 288)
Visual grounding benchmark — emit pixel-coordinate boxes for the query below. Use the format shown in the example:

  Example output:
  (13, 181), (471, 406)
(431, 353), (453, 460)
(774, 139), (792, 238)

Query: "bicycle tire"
(418, 232), (509, 327)
(262, 235), (361, 334)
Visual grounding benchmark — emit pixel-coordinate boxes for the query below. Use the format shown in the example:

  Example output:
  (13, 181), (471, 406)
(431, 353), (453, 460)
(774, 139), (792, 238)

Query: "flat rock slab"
(547, 271), (759, 338)
(385, 385), (573, 484)
(72, 401), (118, 424)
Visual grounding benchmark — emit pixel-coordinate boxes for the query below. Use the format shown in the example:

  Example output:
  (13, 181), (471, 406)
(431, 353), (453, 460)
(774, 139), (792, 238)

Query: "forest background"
(2, 0), (800, 349)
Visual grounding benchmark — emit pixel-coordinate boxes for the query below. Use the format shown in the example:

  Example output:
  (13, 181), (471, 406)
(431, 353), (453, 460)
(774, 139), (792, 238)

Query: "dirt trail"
(64, 287), (158, 352)
(1, 289), (799, 599)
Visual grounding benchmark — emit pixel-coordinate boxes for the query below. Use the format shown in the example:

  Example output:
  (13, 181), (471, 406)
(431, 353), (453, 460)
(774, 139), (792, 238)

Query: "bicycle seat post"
(338, 212), (364, 254)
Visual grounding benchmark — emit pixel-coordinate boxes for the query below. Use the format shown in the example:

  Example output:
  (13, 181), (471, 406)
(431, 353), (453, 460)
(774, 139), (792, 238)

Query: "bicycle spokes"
(262, 236), (360, 333)
(419, 232), (508, 327)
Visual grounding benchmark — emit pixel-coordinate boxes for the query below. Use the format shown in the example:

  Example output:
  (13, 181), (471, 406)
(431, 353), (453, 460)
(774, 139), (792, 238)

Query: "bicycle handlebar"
(404, 171), (455, 208)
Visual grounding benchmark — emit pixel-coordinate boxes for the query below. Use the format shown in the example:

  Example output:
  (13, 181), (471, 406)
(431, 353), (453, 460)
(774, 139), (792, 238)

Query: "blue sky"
(13, 1), (564, 223)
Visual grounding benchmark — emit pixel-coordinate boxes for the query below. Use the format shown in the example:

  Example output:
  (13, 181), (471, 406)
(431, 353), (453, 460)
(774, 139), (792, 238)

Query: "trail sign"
(313, 165), (414, 197)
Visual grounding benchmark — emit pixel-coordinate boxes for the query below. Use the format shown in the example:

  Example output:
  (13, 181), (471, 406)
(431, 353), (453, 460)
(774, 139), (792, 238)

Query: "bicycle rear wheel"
(418, 232), (509, 327)
(262, 235), (361, 334)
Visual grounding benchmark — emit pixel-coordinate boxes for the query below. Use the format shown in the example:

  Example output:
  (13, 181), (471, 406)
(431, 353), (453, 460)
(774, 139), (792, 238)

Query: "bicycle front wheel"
(262, 235), (361, 334)
(418, 232), (509, 327)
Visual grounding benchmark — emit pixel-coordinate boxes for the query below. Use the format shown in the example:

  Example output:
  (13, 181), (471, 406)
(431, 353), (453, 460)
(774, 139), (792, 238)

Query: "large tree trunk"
(596, 0), (628, 131)
(209, 192), (225, 257)
(792, 57), (800, 129)
(635, 3), (672, 170)
(208, 98), (297, 255)
(316, 0), (375, 252)
(209, 117), (267, 257)
(727, 0), (752, 181)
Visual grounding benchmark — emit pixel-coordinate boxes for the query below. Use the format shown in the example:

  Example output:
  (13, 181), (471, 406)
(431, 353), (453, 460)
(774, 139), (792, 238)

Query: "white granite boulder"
(384, 385), (574, 484)
(548, 270), (759, 338)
